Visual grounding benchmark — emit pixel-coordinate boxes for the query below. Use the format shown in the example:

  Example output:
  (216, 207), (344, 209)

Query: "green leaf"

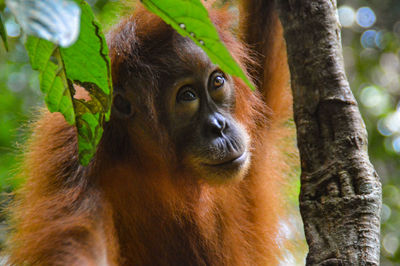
(60, 0), (112, 165)
(26, 0), (112, 166)
(26, 37), (76, 124)
(141, 0), (255, 90)
(0, 13), (8, 51)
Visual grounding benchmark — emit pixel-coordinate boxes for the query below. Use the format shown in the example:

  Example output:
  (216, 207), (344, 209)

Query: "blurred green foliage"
(0, 0), (400, 264)
(337, 0), (400, 264)
(0, 38), (40, 191)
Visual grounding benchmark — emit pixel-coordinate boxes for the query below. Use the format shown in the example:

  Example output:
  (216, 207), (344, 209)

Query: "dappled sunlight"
(356, 7), (376, 28)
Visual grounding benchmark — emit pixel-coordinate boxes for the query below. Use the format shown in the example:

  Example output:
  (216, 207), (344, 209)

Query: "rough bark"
(276, 1), (382, 265)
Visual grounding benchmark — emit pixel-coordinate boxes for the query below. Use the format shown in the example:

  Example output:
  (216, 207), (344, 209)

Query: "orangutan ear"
(112, 87), (134, 119)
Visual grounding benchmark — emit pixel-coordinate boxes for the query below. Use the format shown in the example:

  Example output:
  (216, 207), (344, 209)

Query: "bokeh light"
(359, 85), (389, 115)
(383, 233), (399, 255)
(377, 53), (400, 93)
(360, 47), (378, 61)
(380, 53), (400, 73)
(384, 185), (400, 202)
(356, 7), (376, 28)
(383, 111), (400, 135)
(338, 6), (355, 27)
(361, 30), (377, 48)
(384, 137), (395, 152)
(375, 31), (388, 49)
(392, 136), (400, 153)
(381, 203), (391, 222)
(7, 72), (27, 92)
(5, 17), (21, 37)
(378, 118), (393, 136)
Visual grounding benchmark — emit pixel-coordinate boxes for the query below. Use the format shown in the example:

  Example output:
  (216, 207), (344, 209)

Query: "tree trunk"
(276, 1), (382, 265)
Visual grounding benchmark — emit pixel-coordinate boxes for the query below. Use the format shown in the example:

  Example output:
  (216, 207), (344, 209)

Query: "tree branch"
(276, 0), (382, 265)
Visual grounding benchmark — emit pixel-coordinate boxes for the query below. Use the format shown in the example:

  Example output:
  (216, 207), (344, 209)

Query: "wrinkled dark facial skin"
(113, 33), (250, 182)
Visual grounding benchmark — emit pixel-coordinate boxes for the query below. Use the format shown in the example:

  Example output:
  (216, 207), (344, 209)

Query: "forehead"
(171, 36), (212, 73)
(117, 25), (215, 92)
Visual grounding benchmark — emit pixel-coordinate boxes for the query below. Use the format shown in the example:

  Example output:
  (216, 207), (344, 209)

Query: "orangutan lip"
(204, 151), (248, 167)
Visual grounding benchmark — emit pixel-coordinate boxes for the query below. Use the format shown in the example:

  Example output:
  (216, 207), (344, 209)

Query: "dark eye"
(177, 87), (197, 102)
(213, 74), (225, 89)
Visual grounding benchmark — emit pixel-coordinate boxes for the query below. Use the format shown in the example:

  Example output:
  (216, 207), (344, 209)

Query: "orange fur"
(6, 1), (292, 265)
